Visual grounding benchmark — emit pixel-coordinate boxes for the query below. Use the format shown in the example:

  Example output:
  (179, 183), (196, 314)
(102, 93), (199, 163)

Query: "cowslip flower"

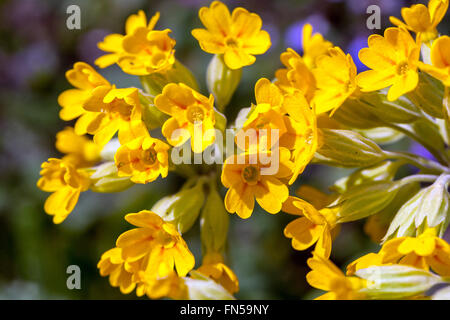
(356, 27), (420, 101)
(116, 210), (195, 279)
(58, 62), (110, 121)
(56, 127), (100, 167)
(191, 1), (271, 70)
(302, 23), (333, 69)
(282, 196), (337, 258)
(96, 11), (176, 76)
(154, 83), (215, 153)
(274, 48), (316, 102)
(115, 134), (170, 184)
(236, 78), (287, 151)
(390, 0), (449, 42)
(97, 247), (136, 294)
(75, 87), (143, 146)
(37, 158), (90, 224)
(134, 271), (187, 299)
(418, 35), (450, 86)
(221, 148), (293, 219)
(197, 252), (239, 294)
(306, 253), (366, 300)
(312, 47), (359, 115)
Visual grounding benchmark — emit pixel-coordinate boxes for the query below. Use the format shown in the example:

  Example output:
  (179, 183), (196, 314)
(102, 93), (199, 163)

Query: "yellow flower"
(221, 148), (293, 219)
(274, 48), (316, 102)
(191, 1), (271, 70)
(197, 252), (239, 294)
(116, 210), (195, 279)
(418, 35), (450, 86)
(306, 253), (366, 300)
(379, 229), (450, 276)
(154, 83), (216, 153)
(96, 11), (175, 75)
(282, 196), (337, 258)
(236, 78), (287, 150)
(75, 87), (143, 146)
(346, 253), (387, 276)
(37, 158), (90, 224)
(295, 185), (335, 209)
(356, 27), (420, 101)
(390, 0), (448, 42)
(97, 247), (136, 294)
(302, 23), (333, 69)
(115, 134), (170, 184)
(57, 62), (110, 121)
(312, 47), (359, 115)
(134, 271), (187, 299)
(56, 127), (101, 167)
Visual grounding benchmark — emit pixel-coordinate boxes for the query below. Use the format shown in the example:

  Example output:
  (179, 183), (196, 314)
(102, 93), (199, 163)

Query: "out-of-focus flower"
(418, 35), (450, 86)
(282, 196), (337, 258)
(97, 247), (135, 294)
(55, 127), (101, 167)
(356, 27), (420, 101)
(347, 35), (371, 72)
(221, 148), (293, 219)
(116, 210), (195, 279)
(312, 47), (359, 115)
(197, 252), (239, 294)
(37, 158), (90, 224)
(390, 0), (448, 42)
(306, 253), (366, 300)
(57, 62), (110, 121)
(191, 1), (271, 70)
(115, 134), (170, 184)
(302, 23), (333, 69)
(154, 83), (215, 153)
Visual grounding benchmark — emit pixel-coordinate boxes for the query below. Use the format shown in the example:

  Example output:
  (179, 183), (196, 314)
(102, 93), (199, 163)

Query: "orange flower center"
(396, 61), (409, 75)
(242, 165), (260, 184)
(225, 37), (239, 48)
(142, 148), (158, 166)
(186, 105), (205, 123)
(108, 98), (133, 120)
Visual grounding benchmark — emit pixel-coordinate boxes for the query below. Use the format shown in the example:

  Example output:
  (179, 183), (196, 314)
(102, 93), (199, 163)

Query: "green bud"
(410, 119), (446, 155)
(355, 127), (404, 145)
(183, 271), (235, 300)
(152, 178), (206, 233)
(206, 54), (242, 112)
(357, 265), (443, 300)
(335, 180), (403, 223)
(140, 59), (199, 96)
(315, 129), (387, 168)
(407, 73), (444, 119)
(139, 91), (169, 130)
(89, 162), (133, 193)
(214, 109), (227, 133)
(332, 98), (382, 129)
(200, 182), (229, 254)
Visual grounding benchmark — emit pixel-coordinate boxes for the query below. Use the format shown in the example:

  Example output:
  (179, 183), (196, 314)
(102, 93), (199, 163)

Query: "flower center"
(225, 37), (239, 48)
(142, 148), (158, 166)
(242, 165), (260, 184)
(396, 62), (409, 75)
(186, 105), (205, 123)
(108, 98), (133, 120)
(155, 229), (175, 247)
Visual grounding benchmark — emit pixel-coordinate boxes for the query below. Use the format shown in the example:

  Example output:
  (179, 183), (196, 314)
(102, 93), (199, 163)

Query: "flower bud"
(357, 265), (444, 300)
(152, 178), (206, 233)
(89, 162), (133, 193)
(207, 54), (242, 112)
(332, 98), (382, 129)
(407, 73), (445, 119)
(315, 129), (387, 168)
(139, 91), (168, 130)
(183, 271), (235, 300)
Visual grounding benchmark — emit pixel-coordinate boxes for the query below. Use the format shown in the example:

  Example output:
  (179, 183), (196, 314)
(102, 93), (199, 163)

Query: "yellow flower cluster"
(37, 0), (450, 300)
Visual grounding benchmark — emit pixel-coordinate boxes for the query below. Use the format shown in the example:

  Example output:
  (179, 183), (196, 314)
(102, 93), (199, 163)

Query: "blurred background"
(0, 0), (448, 299)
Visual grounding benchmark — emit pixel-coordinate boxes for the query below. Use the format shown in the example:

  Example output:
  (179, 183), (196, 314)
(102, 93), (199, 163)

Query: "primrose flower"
(97, 247), (136, 294)
(389, 0), (449, 42)
(115, 134), (170, 184)
(275, 48), (316, 102)
(221, 148), (293, 219)
(154, 83), (216, 153)
(37, 158), (90, 224)
(134, 271), (187, 299)
(58, 62), (110, 121)
(56, 127), (100, 167)
(236, 78), (288, 150)
(356, 27), (420, 101)
(302, 23), (333, 69)
(116, 210), (195, 279)
(191, 1), (271, 70)
(418, 35), (450, 86)
(282, 196), (337, 258)
(96, 11), (176, 75)
(312, 47), (359, 115)
(197, 252), (239, 294)
(75, 87), (143, 146)
(306, 253), (366, 300)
